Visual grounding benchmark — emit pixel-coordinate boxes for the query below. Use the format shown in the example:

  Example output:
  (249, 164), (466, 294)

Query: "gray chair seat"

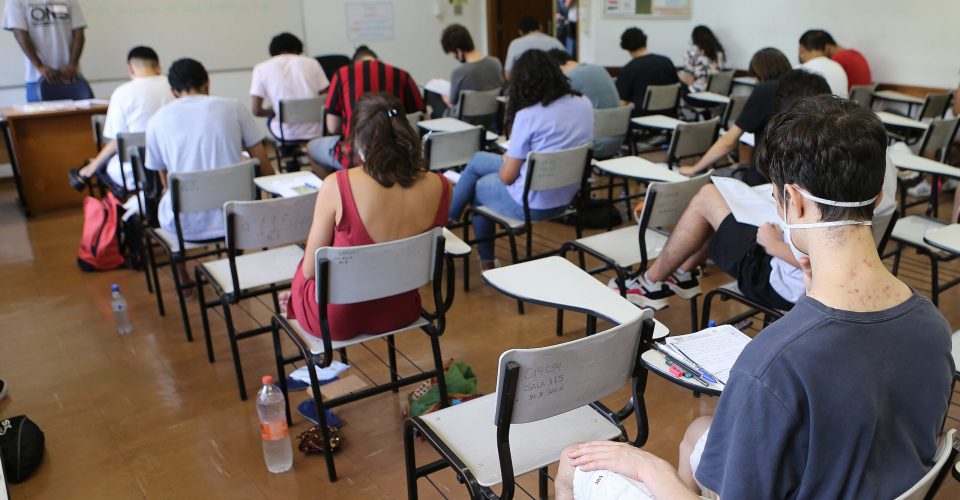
(150, 227), (214, 253)
(573, 226), (668, 268)
(286, 313), (430, 356)
(200, 245), (304, 295)
(419, 392), (622, 488)
(891, 215), (950, 256)
(473, 205), (575, 230)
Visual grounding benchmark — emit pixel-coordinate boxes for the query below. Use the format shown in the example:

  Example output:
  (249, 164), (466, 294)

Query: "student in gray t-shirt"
(556, 96), (953, 500)
(440, 24), (504, 118)
(504, 16), (565, 79)
(546, 48), (623, 158)
(2, 0), (86, 102)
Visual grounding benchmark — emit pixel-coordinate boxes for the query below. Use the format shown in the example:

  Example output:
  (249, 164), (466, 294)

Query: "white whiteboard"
(0, 0), (304, 88)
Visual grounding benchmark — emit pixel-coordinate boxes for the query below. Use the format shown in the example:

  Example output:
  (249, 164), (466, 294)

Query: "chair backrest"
(116, 132), (146, 165)
(720, 94), (748, 131)
(593, 104), (634, 140)
(315, 227), (444, 305)
(706, 70), (736, 96)
(525, 143), (592, 192)
(407, 111), (424, 131)
(279, 96), (325, 130)
(128, 145), (162, 227)
(224, 194), (316, 251)
(170, 160), (258, 216)
(642, 83), (681, 113)
(639, 171), (713, 229)
(315, 54), (351, 81)
(495, 308), (654, 424)
(850, 84), (877, 109)
(40, 77), (94, 101)
(892, 428), (956, 500)
(424, 127), (484, 171)
(919, 93), (952, 121)
(91, 114), (106, 150)
(458, 87), (502, 119)
(668, 117), (720, 164)
(916, 117), (960, 162)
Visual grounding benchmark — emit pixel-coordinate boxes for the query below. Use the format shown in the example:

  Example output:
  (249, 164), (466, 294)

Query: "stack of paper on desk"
(663, 325), (751, 384)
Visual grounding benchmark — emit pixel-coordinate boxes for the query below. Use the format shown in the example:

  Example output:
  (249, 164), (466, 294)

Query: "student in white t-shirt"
(69, 46), (172, 192)
(798, 30), (848, 97)
(250, 32), (328, 142)
(2, 0), (86, 102)
(146, 58), (269, 243)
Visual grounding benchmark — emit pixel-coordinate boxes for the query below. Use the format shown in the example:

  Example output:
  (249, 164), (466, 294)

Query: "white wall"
(580, 0), (960, 88)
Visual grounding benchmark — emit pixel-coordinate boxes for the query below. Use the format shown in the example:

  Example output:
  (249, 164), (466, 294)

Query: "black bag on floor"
(560, 199), (623, 229)
(0, 415), (45, 483)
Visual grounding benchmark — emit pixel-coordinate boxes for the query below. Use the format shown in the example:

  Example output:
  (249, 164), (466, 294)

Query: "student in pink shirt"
(250, 33), (328, 142)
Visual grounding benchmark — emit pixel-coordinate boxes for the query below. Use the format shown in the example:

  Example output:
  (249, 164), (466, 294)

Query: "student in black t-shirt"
(679, 48), (792, 178)
(556, 95), (953, 500)
(616, 27), (680, 117)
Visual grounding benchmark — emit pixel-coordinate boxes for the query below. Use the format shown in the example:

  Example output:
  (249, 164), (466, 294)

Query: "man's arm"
(247, 143), (271, 177)
(326, 114), (342, 135)
(499, 156), (523, 184)
(79, 140), (118, 177)
(11, 29), (57, 82)
(59, 28), (84, 82)
(251, 96), (273, 118)
(568, 442), (700, 500)
(757, 223), (801, 267)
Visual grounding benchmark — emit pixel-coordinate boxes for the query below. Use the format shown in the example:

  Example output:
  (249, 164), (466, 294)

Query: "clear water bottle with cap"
(110, 284), (132, 335)
(257, 375), (293, 473)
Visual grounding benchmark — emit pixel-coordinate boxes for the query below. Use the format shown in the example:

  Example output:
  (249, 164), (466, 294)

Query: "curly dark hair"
(349, 93), (426, 188)
(505, 50), (577, 134)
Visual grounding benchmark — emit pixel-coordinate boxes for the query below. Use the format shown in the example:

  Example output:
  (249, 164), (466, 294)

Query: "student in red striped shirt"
(307, 45), (424, 171)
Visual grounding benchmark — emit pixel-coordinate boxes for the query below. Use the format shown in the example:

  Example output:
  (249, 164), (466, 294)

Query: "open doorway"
(485, 0), (558, 64)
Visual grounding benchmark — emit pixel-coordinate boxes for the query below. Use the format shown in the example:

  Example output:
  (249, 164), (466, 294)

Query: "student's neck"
(522, 30), (540, 37)
(806, 51), (827, 61)
(630, 48), (648, 58)
(561, 61), (579, 73)
(131, 68), (161, 79)
(464, 50), (484, 64)
(177, 89), (206, 97)
(807, 227), (911, 311)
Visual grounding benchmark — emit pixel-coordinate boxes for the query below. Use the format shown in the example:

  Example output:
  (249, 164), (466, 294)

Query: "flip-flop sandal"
(297, 398), (343, 427)
(0, 379), (7, 401)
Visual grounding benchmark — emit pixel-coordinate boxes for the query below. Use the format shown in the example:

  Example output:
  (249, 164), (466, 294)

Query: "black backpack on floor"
(0, 415), (45, 483)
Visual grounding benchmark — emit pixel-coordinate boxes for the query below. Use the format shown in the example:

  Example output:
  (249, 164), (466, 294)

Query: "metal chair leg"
(147, 237), (165, 316)
(507, 232), (525, 315)
(305, 354), (338, 482)
(170, 255), (193, 342)
(272, 319), (292, 426)
(387, 335), (400, 392)
(430, 335), (450, 408)
(195, 267), (215, 363)
(403, 419), (421, 500)
(221, 298), (247, 401)
(539, 466), (549, 500)
(931, 255), (940, 307)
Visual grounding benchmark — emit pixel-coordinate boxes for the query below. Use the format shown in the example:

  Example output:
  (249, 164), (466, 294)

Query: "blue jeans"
(449, 152), (566, 262)
(307, 135), (344, 170)
(25, 80), (41, 102)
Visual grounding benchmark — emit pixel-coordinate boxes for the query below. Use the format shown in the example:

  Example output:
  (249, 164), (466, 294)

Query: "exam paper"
(424, 79), (451, 97)
(712, 176), (779, 227)
(664, 325), (751, 384)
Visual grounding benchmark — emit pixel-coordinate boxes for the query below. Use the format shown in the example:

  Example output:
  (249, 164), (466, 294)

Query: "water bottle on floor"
(110, 284), (133, 335)
(257, 375), (293, 473)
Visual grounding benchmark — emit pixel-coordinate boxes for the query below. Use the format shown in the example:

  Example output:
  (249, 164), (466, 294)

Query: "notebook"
(663, 325), (751, 384)
(712, 176), (779, 228)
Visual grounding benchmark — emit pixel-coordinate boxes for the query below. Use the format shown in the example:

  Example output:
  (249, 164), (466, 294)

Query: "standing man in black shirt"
(616, 27), (679, 117)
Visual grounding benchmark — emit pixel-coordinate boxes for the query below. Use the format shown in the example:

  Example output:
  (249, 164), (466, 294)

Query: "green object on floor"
(408, 361), (478, 417)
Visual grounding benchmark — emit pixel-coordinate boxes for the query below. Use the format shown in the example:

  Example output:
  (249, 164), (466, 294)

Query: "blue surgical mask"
(778, 185), (878, 261)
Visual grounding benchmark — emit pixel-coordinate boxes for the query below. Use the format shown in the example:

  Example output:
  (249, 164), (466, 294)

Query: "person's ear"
(127, 63), (135, 78)
(171, 88), (182, 98)
(784, 184), (805, 221)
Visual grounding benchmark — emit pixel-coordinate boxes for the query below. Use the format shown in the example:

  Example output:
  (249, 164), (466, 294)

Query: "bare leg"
(555, 444), (579, 500)
(678, 416), (713, 492)
(648, 185), (731, 282)
(679, 240), (711, 274)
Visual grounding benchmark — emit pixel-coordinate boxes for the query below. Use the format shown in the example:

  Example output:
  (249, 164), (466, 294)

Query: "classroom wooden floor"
(1, 175), (959, 499)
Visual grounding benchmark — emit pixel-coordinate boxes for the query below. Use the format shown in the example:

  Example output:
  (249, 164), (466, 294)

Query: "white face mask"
(778, 185), (878, 261)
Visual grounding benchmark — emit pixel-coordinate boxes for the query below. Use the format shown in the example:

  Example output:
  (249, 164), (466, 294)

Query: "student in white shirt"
(69, 46), (172, 192)
(3, 0), (86, 102)
(798, 30), (848, 97)
(146, 58), (269, 243)
(250, 32), (328, 142)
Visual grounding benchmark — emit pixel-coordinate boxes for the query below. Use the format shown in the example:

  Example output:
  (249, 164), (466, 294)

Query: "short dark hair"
(799, 29), (832, 52)
(441, 24), (475, 53)
(620, 28), (647, 52)
(757, 95), (887, 222)
(350, 93), (425, 188)
(352, 45), (378, 62)
(127, 46), (159, 65)
(774, 69), (831, 112)
(518, 16), (540, 34)
(546, 48), (573, 66)
(167, 58), (209, 93)
(269, 32), (303, 56)
(748, 47), (792, 82)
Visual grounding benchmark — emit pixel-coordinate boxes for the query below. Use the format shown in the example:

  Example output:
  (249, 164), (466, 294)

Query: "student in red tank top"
(288, 93), (451, 341)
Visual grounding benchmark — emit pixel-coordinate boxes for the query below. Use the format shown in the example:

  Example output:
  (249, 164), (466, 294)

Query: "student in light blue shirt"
(448, 50), (593, 268)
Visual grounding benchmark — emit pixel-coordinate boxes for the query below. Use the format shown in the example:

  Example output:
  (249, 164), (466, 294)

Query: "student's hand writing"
(756, 222), (783, 251)
(568, 441), (674, 485)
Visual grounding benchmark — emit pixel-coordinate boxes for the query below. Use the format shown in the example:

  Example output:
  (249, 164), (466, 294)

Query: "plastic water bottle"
(707, 320), (717, 328)
(110, 284), (132, 335)
(257, 376), (293, 473)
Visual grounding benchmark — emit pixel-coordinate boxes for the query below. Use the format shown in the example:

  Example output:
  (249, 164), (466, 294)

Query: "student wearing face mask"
(440, 24), (504, 117)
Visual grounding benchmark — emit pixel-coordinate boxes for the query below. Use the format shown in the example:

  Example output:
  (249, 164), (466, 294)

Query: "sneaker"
(607, 275), (674, 309)
(666, 268), (702, 299)
(907, 179), (931, 198)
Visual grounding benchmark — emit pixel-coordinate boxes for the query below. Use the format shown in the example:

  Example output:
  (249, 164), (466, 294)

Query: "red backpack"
(77, 192), (125, 271)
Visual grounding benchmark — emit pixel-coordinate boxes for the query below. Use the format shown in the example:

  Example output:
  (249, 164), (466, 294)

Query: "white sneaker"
(944, 179), (958, 192)
(907, 180), (931, 198)
(607, 275), (674, 310)
(666, 269), (702, 299)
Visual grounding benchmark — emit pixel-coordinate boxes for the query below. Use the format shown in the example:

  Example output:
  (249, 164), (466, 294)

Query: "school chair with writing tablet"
(275, 96), (325, 173)
(458, 87), (503, 134)
(897, 117), (960, 217)
(886, 92), (953, 145)
(684, 70), (736, 120)
(403, 309), (657, 500)
(666, 117), (720, 169)
(461, 144), (594, 304)
(562, 172), (713, 332)
(195, 194), (315, 400)
(270, 227), (451, 482)
(423, 126), (484, 172)
(144, 160), (257, 341)
(850, 83), (878, 109)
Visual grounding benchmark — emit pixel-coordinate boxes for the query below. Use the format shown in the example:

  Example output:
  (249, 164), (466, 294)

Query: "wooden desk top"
(1, 100), (108, 121)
